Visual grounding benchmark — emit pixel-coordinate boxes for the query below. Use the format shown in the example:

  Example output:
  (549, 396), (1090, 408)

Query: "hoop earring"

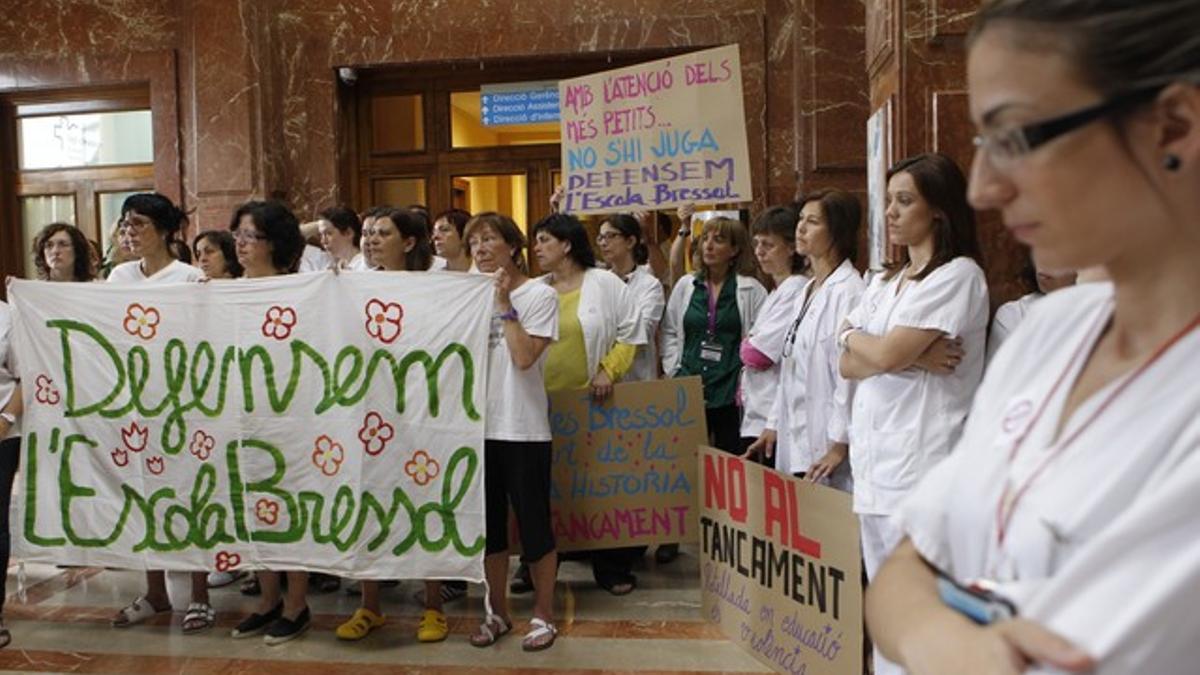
(1163, 154), (1182, 172)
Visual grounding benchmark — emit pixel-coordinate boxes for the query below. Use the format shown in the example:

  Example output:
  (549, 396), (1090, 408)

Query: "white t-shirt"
(987, 292), (1040, 364)
(486, 280), (559, 441)
(844, 256), (989, 515)
(429, 255), (448, 271)
(900, 282), (1200, 675)
(619, 267), (665, 383)
(298, 245), (333, 273)
(107, 259), (204, 283)
(346, 252), (370, 271)
(740, 274), (808, 437)
(0, 302), (18, 440)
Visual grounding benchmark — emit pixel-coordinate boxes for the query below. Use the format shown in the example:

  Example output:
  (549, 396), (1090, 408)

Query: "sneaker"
(264, 607), (311, 645)
(207, 570), (246, 588)
(230, 603), (282, 638)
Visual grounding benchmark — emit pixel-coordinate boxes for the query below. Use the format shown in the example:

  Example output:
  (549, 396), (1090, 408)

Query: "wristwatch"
(499, 308), (519, 322)
(677, 225), (691, 238)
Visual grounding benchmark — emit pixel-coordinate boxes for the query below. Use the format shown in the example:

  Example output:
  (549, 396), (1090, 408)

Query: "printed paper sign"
(548, 377), (706, 551)
(559, 44), (753, 215)
(8, 272), (492, 581)
(699, 446), (863, 675)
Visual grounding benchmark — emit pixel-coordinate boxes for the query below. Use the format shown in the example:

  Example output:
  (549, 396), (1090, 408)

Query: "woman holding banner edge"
(106, 193), (213, 635)
(226, 200), (312, 645)
(465, 212), (561, 651)
(0, 300), (23, 649)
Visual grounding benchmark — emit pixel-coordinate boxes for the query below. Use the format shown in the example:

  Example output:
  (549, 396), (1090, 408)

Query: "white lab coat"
(845, 256), (989, 516)
(618, 266), (665, 383)
(740, 275), (809, 437)
(987, 292), (1040, 364)
(540, 268), (644, 379)
(660, 273), (768, 377)
(900, 281), (1200, 675)
(769, 259), (864, 486)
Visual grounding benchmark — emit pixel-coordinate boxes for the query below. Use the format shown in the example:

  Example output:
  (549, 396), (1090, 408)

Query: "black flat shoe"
(264, 606), (311, 645)
(230, 603), (282, 638)
(509, 563), (534, 594)
(655, 543), (680, 565)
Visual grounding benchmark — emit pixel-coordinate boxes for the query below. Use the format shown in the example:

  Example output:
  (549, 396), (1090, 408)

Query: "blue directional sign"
(480, 81), (561, 127)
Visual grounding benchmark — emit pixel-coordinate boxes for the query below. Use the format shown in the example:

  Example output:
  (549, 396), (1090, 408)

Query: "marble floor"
(0, 548), (770, 674)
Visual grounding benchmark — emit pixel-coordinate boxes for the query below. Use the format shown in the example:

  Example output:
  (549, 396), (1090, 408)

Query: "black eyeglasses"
(973, 85), (1163, 166)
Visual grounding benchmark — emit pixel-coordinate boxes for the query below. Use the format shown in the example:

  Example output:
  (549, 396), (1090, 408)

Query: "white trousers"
(860, 513), (906, 675)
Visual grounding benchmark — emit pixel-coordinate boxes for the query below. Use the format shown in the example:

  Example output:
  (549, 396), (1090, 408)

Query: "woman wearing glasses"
(748, 191), (864, 488)
(108, 194), (208, 634)
(867, 2), (1200, 674)
(227, 201), (311, 644)
(838, 152), (989, 675)
(107, 193), (203, 283)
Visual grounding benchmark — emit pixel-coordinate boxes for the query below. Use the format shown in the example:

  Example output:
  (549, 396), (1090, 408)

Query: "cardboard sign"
(699, 446), (863, 675)
(8, 272), (492, 581)
(548, 377), (706, 551)
(558, 44), (753, 215)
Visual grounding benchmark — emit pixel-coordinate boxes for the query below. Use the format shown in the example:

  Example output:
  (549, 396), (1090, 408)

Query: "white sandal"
(112, 595), (171, 628)
(522, 617), (557, 651)
(469, 613), (512, 647)
(182, 602), (216, 634)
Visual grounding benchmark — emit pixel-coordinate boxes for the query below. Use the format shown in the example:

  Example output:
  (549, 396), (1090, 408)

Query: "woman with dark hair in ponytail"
(868, 2), (1200, 673)
(107, 193), (203, 283)
(109, 193), (209, 635)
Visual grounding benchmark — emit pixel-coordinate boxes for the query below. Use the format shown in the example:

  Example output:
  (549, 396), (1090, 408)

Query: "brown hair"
(464, 212), (528, 273)
(796, 189), (861, 265)
(883, 153), (983, 281)
(33, 222), (95, 282)
(692, 216), (757, 279)
(377, 208), (434, 271)
(970, 1), (1200, 97)
(750, 205), (805, 274)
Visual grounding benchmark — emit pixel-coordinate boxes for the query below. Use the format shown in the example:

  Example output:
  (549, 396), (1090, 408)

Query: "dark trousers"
(706, 405), (743, 454)
(0, 438), (20, 616)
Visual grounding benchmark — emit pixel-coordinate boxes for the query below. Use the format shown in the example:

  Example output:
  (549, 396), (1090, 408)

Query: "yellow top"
(544, 288), (639, 393)
(545, 290), (590, 393)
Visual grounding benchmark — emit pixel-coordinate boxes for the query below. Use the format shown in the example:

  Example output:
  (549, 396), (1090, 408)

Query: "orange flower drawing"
(261, 306), (298, 340)
(364, 299), (403, 344)
(404, 450), (440, 487)
(123, 303), (161, 340)
(311, 435), (345, 477)
(358, 411), (395, 457)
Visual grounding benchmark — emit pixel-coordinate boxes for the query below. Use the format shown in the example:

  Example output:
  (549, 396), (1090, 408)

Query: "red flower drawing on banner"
(364, 299), (404, 344)
(121, 421), (149, 453)
(34, 375), (60, 405)
(261, 306), (298, 340)
(145, 455), (165, 475)
(311, 435), (345, 477)
(214, 551), (242, 572)
(111, 448), (129, 467)
(404, 450), (440, 487)
(189, 430), (215, 461)
(255, 498), (280, 526)
(358, 411), (395, 457)
(123, 303), (161, 340)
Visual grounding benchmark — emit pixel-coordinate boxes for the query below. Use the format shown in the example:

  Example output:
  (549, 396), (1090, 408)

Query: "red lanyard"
(995, 303), (1200, 546)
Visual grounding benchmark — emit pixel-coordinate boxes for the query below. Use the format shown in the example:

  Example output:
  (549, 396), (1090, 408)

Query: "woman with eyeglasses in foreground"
(867, 2), (1200, 674)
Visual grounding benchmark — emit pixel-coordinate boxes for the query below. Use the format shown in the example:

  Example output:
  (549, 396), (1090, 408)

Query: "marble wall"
(0, 0), (873, 235)
(866, 0), (1026, 309)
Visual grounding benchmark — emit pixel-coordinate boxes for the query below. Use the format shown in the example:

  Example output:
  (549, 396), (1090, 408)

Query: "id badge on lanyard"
(701, 280), (725, 363)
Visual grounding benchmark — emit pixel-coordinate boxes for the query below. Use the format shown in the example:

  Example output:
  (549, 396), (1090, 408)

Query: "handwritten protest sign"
(559, 44), (753, 215)
(699, 446), (862, 675)
(547, 377), (705, 551)
(8, 272), (492, 581)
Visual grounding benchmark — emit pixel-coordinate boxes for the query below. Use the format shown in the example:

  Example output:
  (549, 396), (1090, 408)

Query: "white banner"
(8, 272), (492, 581)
